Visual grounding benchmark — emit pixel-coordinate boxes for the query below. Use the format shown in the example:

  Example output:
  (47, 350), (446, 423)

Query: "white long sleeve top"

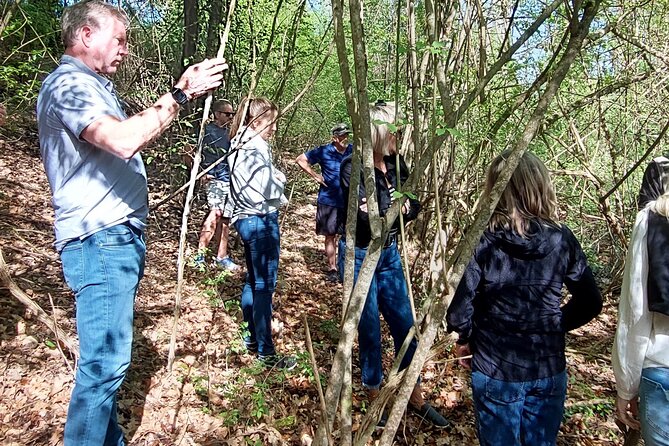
(227, 125), (287, 218)
(612, 207), (669, 400)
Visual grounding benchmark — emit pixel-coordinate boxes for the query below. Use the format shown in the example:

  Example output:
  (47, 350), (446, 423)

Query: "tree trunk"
(177, 0), (199, 80)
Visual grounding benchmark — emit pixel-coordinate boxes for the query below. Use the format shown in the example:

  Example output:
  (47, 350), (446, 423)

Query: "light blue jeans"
(471, 370), (567, 446)
(640, 367), (669, 446)
(235, 212), (280, 357)
(60, 223), (145, 446)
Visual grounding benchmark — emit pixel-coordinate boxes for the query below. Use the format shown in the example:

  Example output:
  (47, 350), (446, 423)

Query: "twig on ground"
(303, 314), (333, 446)
(0, 246), (78, 356)
(48, 292), (75, 375)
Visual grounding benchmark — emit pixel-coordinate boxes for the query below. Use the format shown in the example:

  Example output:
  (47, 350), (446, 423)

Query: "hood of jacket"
(484, 220), (562, 260)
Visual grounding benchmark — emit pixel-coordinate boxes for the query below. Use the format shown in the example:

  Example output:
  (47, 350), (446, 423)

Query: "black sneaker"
(326, 269), (339, 283)
(259, 354), (297, 371)
(245, 341), (258, 353)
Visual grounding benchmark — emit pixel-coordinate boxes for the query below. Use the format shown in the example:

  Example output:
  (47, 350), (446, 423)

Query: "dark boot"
(409, 384), (449, 427)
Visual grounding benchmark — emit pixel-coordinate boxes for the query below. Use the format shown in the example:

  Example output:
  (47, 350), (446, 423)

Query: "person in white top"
(613, 174), (669, 445)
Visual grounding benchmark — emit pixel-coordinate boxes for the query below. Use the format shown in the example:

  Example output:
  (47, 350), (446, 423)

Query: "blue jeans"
(471, 370), (567, 446)
(235, 213), (280, 356)
(338, 239), (417, 388)
(639, 367), (669, 446)
(60, 223), (146, 446)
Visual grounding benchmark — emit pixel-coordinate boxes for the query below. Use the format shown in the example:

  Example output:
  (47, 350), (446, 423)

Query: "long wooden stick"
(167, 0), (237, 371)
(303, 315), (333, 446)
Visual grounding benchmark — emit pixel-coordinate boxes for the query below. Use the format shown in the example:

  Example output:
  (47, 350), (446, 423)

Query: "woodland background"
(0, 0), (667, 444)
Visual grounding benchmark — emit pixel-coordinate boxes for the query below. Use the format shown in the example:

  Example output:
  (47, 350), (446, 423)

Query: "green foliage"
(218, 408), (241, 427)
(250, 389), (269, 419)
(0, 1), (62, 106)
(275, 415), (296, 429)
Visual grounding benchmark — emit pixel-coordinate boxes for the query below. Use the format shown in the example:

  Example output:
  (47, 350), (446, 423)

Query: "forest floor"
(0, 120), (627, 445)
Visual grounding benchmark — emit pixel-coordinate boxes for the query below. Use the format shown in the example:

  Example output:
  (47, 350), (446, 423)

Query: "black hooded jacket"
(447, 222), (602, 382)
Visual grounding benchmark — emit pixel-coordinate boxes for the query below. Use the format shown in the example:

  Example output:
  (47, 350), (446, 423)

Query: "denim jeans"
(235, 212), (280, 356)
(471, 370), (567, 446)
(338, 239), (417, 388)
(639, 367), (669, 446)
(60, 223), (146, 446)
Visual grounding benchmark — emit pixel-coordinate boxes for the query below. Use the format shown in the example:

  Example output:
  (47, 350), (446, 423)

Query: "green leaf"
(372, 119), (398, 133)
(44, 340), (56, 349)
(435, 126), (463, 138)
(392, 190), (417, 200)
(446, 127), (464, 138)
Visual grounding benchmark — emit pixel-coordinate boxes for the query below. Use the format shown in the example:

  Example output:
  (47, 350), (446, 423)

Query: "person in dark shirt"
(338, 101), (448, 427)
(296, 123), (353, 282)
(447, 150), (602, 446)
(194, 99), (240, 271)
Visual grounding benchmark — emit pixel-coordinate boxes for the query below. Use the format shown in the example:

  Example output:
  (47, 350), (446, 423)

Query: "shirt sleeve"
(305, 146), (322, 165)
(50, 75), (121, 140)
(561, 225), (603, 331)
(613, 209), (653, 400)
(447, 244), (484, 345)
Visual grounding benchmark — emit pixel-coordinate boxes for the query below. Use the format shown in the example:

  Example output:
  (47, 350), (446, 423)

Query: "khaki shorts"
(206, 179), (234, 218)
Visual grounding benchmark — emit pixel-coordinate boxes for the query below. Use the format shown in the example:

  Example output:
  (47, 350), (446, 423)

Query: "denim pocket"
(640, 372), (669, 441)
(476, 373), (525, 404)
(97, 224), (136, 248)
(60, 242), (83, 294)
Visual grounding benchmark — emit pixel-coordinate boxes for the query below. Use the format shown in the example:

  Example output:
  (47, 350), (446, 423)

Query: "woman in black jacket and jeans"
(447, 151), (602, 446)
(338, 101), (448, 427)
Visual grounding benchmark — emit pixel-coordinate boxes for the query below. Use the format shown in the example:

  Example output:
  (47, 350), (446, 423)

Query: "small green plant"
(191, 374), (209, 399)
(250, 390), (269, 420)
(318, 319), (340, 341)
(275, 415), (296, 429)
(224, 298), (240, 313)
(219, 409), (241, 427)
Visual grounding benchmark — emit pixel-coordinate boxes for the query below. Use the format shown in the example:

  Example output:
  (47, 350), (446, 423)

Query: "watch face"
(171, 88), (188, 105)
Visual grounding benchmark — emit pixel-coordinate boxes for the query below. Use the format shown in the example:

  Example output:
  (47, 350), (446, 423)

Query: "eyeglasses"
(216, 111), (235, 117)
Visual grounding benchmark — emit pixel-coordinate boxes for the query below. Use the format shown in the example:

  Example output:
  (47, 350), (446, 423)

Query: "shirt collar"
(60, 55), (115, 93)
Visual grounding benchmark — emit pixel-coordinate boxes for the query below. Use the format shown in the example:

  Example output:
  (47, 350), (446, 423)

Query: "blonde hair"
(230, 97), (278, 138)
(61, 0), (129, 47)
(369, 101), (402, 156)
(486, 150), (558, 236)
(649, 192), (669, 218)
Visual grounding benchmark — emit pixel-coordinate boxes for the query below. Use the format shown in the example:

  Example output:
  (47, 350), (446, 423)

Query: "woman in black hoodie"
(447, 151), (602, 446)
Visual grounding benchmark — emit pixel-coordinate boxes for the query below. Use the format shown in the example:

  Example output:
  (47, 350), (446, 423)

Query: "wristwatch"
(170, 87), (189, 106)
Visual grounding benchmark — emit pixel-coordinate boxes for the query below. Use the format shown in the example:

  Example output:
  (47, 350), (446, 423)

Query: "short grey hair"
(61, 0), (129, 48)
(369, 101), (403, 156)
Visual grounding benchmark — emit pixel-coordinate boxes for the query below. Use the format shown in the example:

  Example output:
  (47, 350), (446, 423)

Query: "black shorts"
(316, 203), (342, 236)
